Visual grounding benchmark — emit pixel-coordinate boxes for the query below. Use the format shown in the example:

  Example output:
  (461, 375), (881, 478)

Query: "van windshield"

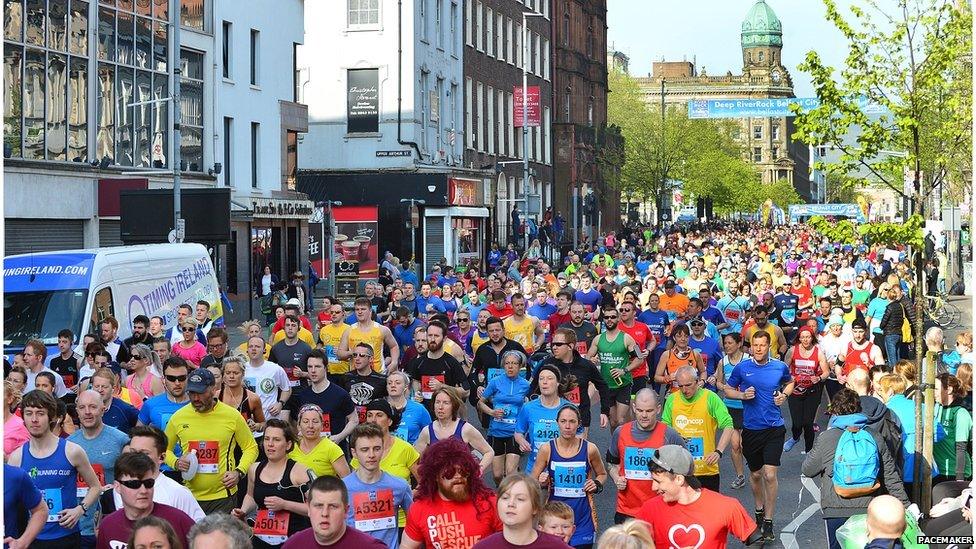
(3, 289), (88, 348)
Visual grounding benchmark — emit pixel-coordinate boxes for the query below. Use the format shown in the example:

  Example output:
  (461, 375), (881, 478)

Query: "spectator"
(864, 495), (906, 549)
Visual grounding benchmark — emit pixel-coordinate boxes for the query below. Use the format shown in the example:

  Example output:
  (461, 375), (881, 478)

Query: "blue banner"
(788, 203), (867, 224)
(3, 253), (96, 292)
(687, 97), (883, 119)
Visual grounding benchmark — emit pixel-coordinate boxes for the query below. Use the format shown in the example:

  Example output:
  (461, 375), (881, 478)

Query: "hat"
(649, 445), (701, 488)
(827, 315), (844, 327)
(851, 318), (868, 331)
(365, 399), (400, 430)
(286, 298), (301, 306)
(689, 316), (706, 327)
(557, 273), (568, 280)
(186, 368), (215, 393)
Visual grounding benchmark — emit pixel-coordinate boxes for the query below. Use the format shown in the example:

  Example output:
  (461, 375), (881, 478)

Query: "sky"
(606, 0), (854, 98)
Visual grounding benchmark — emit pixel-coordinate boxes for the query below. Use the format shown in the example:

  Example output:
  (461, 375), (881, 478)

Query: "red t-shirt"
(96, 503), (195, 549)
(405, 495), (502, 549)
(486, 304), (514, 320)
(548, 311), (572, 332)
(636, 489), (756, 549)
(618, 321), (655, 377)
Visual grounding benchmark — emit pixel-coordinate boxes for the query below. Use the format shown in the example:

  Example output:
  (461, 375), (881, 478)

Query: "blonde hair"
(239, 320), (263, 335)
(877, 373), (909, 396)
(539, 501), (574, 523)
(956, 363), (973, 393)
(597, 520), (656, 549)
(956, 331), (973, 348)
(4, 379), (22, 407)
(894, 360), (917, 384)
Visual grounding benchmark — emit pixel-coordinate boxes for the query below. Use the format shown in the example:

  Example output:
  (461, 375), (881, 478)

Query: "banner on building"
(514, 86), (541, 127)
(347, 69), (379, 133)
(687, 96), (884, 119)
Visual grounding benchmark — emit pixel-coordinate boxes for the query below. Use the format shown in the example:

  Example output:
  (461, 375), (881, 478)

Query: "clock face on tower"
(771, 69), (782, 84)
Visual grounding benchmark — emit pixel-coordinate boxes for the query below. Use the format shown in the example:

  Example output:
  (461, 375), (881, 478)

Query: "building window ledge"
(223, 77), (235, 85)
(344, 132), (383, 139)
(345, 26), (384, 33)
(250, 84), (262, 91)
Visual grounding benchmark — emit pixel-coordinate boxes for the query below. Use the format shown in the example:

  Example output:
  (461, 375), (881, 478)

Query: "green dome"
(741, 0), (783, 48)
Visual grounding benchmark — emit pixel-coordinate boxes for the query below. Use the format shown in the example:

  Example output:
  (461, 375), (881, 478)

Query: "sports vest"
(348, 323), (384, 372)
(596, 331), (632, 389)
(843, 341), (877, 376)
(669, 391), (719, 476)
(791, 345), (822, 395)
(615, 422), (667, 517)
(504, 316), (537, 354)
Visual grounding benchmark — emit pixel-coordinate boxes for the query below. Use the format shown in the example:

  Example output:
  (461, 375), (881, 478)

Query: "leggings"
(788, 384), (823, 452)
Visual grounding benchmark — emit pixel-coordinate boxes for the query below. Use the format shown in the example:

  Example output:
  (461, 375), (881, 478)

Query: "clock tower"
(741, 0), (790, 87)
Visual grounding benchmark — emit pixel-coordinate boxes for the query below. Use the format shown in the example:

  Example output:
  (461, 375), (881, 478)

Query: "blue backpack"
(832, 426), (881, 498)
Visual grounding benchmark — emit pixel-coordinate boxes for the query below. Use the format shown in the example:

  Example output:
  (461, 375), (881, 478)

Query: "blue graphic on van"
(3, 253), (96, 293)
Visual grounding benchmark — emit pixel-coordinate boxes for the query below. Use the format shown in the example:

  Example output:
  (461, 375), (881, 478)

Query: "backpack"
(832, 426), (881, 498)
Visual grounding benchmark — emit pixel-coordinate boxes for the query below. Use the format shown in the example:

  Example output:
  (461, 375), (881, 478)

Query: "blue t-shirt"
(67, 425), (130, 536)
(727, 358), (792, 430)
(574, 289), (602, 312)
(416, 295), (446, 315)
(103, 398), (139, 435)
(515, 398), (569, 472)
(393, 319), (425, 351)
(393, 400), (432, 444)
(465, 301), (487, 321)
(343, 471), (413, 549)
(716, 296), (749, 334)
(527, 302), (557, 322)
(481, 375), (532, 438)
(865, 297), (890, 335)
(4, 464), (41, 542)
(689, 336), (723, 379)
(138, 394), (189, 431)
(700, 306), (727, 328)
(637, 309), (670, 339)
(772, 293), (800, 327)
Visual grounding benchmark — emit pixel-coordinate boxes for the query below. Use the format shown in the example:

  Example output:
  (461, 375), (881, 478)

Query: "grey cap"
(650, 444), (695, 477)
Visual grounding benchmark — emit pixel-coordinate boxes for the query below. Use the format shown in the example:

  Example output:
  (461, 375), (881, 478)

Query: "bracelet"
(715, 449), (724, 457)
(593, 479), (604, 493)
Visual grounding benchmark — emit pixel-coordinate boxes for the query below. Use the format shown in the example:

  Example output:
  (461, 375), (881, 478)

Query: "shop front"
(422, 178), (489, 275)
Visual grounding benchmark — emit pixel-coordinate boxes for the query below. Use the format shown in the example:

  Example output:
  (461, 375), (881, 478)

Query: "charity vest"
(504, 315), (538, 354)
(843, 341), (877, 376)
(664, 349), (697, 393)
(348, 323), (385, 372)
(791, 345), (822, 395)
(616, 422), (667, 517)
(596, 331), (632, 389)
(669, 390), (719, 477)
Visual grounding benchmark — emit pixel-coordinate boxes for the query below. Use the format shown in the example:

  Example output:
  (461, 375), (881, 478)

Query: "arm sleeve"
(708, 392), (734, 429)
(729, 499), (760, 542)
(137, 403), (151, 425)
(727, 365), (741, 389)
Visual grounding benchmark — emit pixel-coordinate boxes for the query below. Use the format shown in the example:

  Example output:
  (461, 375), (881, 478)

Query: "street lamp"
(400, 198), (425, 281)
(521, 9), (545, 252)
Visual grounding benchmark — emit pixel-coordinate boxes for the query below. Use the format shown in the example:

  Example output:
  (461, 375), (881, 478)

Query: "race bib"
(782, 309), (796, 324)
(352, 489), (396, 531)
(532, 420), (559, 448)
(325, 344), (338, 363)
(685, 437), (705, 459)
(623, 447), (654, 480)
(552, 461), (586, 498)
(725, 309), (740, 321)
(565, 386), (581, 405)
(194, 440), (220, 473)
(575, 342), (589, 355)
(357, 405), (367, 424)
(77, 463), (106, 498)
(286, 366), (301, 388)
(487, 368), (504, 383)
(421, 375), (445, 399)
(253, 509), (290, 545)
(496, 404), (517, 425)
(321, 413), (332, 438)
(42, 488), (62, 522)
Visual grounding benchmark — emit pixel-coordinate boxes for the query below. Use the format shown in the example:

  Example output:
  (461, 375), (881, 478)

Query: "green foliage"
(808, 214), (924, 247)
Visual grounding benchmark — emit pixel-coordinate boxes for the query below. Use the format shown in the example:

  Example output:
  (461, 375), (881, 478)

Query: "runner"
(244, 335), (292, 420)
(783, 326), (830, 453)
(338, 297), (400, 372)
(217, 356), (266, 436)
(288, 404), (351, 478)
(837, 318), (885, 385)
(284, 350), (358, 448)
(268, 315), (314, 390)
(408, 321), (470, 411)
(3, 462), (49, 548)
(385, 371), (432, 443)
(472, 473), (573, 549)
(653, 324), (706, 393)
(606, 389), (684, 523)
(725, 331), (795, 542)
(116, 426), (206, 521)
(280, 476), (386, 548)
(587, 305), (643, 432)
(515, 365), (573, 473)
(504, 293), (545, 354)
(320, 303), (351, 375)
(137, 357), (190, 432)
(477, 350), (533, 484)
(413, 386), (494, 475)
(340, 343), (389, 424)
(616, 301), (656, 396)
(563, 302), (599, 356)
(470, 316), (527, 425)
(536, 328), (611, 437)
(714, 333), (747, 489)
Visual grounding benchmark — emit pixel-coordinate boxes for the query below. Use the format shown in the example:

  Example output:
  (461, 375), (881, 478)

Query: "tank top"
(791, 345), (822, 394)
(219, 387), (257, 422)
(547, 439), (595, 545)
(251, 459), (311, 547)
(471, 331), (490, 356)
(348, 322), (385, 372)
(596, 331), (632, 389)
(664, 348), (698, 393)
(427, 419), (466, 443)
(843, 341), (877, 376)
(125, 371), (156, 409)
(668, 391), (719, 476)
(615, 422), (667, 517)
(504, 316), (537, 354)
(720, 354), (744, 409)
(21, 438), (79, 540)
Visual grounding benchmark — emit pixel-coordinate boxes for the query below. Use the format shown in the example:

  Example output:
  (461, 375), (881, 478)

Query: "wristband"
(715, 449), (724, 458)
(593, 479), (604, 493)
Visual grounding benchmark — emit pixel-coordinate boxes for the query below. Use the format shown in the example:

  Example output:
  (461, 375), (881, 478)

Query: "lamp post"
(400, 198), (425, 281)
(521, 10), (545, 252)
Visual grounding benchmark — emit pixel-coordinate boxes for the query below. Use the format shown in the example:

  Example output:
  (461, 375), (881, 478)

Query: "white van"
(3, 243), (223, 359)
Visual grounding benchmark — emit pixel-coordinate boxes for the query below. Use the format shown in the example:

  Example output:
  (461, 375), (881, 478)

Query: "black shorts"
(697, 474), (721, 492)
(728, 407), (744, 430)
(741, 426), (787, 471)
(489, 435), (519, 455)
(630, 375), (648, 396)
(608, 384), (633, 405)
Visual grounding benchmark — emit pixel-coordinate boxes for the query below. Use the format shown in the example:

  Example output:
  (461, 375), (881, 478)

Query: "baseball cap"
(557, 272), (568, 280)
(689, 316), (706, 327)
(186, 368), (215, 393)
(286, 298), (301, 306)
(649, 445), (701, 488)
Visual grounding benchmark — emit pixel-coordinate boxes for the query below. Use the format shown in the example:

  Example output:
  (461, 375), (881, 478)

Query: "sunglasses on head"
(165, 374), (188, 382)
(118, 478), (155, 490)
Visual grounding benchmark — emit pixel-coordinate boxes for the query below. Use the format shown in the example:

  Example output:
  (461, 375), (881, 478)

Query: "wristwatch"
(715, 449), (724, 457)
(80, 502), (90, 513)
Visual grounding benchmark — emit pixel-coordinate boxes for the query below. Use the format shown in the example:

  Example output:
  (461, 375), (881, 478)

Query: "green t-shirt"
(661, 388), (734, 430)
(812, 285), (827, 298)
(851, 288), (871, 307)
(934, 403), (973, 478)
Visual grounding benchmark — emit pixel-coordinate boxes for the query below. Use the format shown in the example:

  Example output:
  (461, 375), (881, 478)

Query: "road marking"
(781, 477), (822, 549)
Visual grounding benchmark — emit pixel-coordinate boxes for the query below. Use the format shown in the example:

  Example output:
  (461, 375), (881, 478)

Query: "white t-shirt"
(113, 472), (205, 521)
(244, 360), (291, 418)
(26, 367), (69, 398)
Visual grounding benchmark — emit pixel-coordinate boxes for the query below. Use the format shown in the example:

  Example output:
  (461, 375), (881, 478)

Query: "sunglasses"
(457, 318), (470, 322)
(353, 353), (372, 358)
(130, 355), (144, 361)
(165, 374), (188, 382)
(441, 466), (464, 479)
(181, 327), (196, 332)
(551, 342), (569, 347)
(118, 478), (156, 490)
(603, 315), (618, 320)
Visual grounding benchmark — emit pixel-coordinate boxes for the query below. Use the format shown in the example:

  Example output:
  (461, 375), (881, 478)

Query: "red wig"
(415, 438), (495, 513)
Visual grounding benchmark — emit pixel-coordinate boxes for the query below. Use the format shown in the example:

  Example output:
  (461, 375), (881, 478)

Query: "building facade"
(634, 0), (813, 201)
(3, 0), (307, 302)
(297, 0), (492, 276)
(463, 0), (553, 245)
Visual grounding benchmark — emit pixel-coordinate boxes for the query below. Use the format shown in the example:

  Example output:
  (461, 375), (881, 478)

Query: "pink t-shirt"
(4, 414), (29, 457)
(171, 341), (208, 366)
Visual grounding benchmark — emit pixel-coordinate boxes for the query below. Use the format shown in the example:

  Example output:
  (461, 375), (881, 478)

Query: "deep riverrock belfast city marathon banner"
(347, 68), (379, 133)
(687, 96), (884, 119)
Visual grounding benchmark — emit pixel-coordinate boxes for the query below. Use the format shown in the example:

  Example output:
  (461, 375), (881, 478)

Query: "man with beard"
(587, 305), (643, 432)
(338, 298), (400, 373)
(401, 438), (502, 549)
(836, 319), (885, 385)
(164, 368), (258, 513)
(123, 315), (154, 354)
(535, 328), (610, 436)
(340, 343), (388, 424)
(471, 316), (527, 427)
(636, 445), (762, 548)
(565, 301), (599, 356)
(408, 321), (470, 413)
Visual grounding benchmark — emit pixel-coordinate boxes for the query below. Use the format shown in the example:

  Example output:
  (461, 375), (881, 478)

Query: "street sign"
(176, 218), (185, 241)
(376, 150), (412, 157)
(527, 194), (541, 216)
(514, 86), (541, 127)
(687, 96), (884, 119)
(943, 206), (962, 231)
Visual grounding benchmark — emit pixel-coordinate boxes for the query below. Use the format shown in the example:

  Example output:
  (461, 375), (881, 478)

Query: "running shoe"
(783, 437), (798, 452)
(762, 519), (776, 542)
(730, 474), (746, 489)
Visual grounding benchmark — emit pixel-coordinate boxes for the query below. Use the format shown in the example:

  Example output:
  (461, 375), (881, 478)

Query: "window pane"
(23, 48), (44, 159)
(98, 6), (115, 61)
(47, 0), (66, 51)
(134, 70), (150, 166)
(119, 0), (133, 11)
(151, 74), (166, 167)
(181, 0), (203, 30)
(68, 57), (87, 162)
(153, 20), (166, 71)
(117, 11), (133, 65)
(153, 0), (167, 20)
(180, 48), (202, 79)
(4, 44), (22, 157)
(25, 0), (43, 46)
(180, 77), (202, 126)
(116, 66), (133, 165)
(69, 0), (88, 55)
(5, 0), (23, 41)
(96, 63), (114, 160)
(181, 125), (201, 171)
(136, 0), (150, 16)
(135, 16), (150, 68)
(46, 53), (66, 160)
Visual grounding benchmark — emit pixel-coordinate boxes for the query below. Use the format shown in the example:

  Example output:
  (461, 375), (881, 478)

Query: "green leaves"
(808, 214), (924, 247)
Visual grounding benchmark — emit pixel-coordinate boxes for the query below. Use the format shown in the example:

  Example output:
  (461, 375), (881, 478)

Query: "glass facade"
(4, 0), (201, 171)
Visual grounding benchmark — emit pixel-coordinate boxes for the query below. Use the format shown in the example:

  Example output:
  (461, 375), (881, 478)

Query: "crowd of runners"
(3, 220), (973, 549)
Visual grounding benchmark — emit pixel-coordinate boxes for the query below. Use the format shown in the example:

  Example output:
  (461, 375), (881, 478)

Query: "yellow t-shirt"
(318, 323), (351, 375)
(235, 342), (271, 359)
(163, 401), (259, 501)
(471, 330), (489, 356)
(271, 327), (315, 347)
(347, 322), (385, 372)
(288, 438), (346, 477)
(351, 437), (419, 527)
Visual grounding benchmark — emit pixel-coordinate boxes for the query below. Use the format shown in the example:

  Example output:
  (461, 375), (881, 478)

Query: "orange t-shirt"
(405, 495), (502, 548)
(659, 292), (690, 318)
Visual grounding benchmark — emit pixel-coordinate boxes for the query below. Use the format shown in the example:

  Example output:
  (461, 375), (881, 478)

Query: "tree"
(791, 0), (972, 512)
